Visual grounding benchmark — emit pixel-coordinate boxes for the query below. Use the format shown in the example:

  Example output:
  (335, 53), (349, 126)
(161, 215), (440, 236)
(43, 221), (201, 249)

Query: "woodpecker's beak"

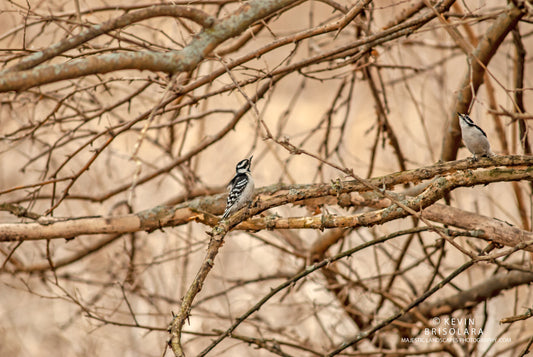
(249, 155), (253, 163)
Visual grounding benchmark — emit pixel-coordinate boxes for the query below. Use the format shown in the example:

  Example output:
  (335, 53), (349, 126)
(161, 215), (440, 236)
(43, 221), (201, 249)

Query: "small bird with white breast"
(222, 155), (255, 219)
(458, 113), (494, 160)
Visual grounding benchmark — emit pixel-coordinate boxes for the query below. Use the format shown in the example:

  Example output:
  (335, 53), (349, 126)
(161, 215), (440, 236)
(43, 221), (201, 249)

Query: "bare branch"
(2, 6), (215, 73)
(0, 0), (298, 92)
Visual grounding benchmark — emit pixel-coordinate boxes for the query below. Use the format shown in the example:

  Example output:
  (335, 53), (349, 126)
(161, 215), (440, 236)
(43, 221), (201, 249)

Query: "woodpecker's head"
(458, 113), (474, 127)
(458, 113), (488, 137)
(235, 155), (253, 174)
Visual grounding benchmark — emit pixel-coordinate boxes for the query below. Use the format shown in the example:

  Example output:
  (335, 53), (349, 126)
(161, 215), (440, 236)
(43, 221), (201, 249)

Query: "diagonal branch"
(167, 207), (256, 356)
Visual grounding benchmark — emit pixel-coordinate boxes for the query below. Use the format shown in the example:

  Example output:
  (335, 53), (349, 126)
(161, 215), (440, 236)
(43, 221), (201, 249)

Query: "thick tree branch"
(421, 203), (533, 252)
(0, 0), (298, 92)
(2, 6), (215, 74)
(1, 156), (531, 252)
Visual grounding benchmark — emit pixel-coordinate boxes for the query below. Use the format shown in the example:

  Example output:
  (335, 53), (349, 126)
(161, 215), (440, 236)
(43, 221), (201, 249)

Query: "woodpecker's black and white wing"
(222, 174), (253, 218)
(226, 174), (248, 206)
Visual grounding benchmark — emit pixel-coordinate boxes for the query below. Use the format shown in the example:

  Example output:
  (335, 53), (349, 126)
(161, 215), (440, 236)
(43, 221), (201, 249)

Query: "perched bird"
(222, 155), (255, 219)
(458, 113), (493, 160)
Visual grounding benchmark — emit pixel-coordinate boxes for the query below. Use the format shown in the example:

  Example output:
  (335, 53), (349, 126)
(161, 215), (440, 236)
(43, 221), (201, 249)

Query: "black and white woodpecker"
(222, 155), (255, 219)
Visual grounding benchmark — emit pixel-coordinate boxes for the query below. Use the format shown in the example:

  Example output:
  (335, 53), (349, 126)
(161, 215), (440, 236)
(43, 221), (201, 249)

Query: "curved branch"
(2, 6), (215, 74)
(0, 0), (298, 92)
